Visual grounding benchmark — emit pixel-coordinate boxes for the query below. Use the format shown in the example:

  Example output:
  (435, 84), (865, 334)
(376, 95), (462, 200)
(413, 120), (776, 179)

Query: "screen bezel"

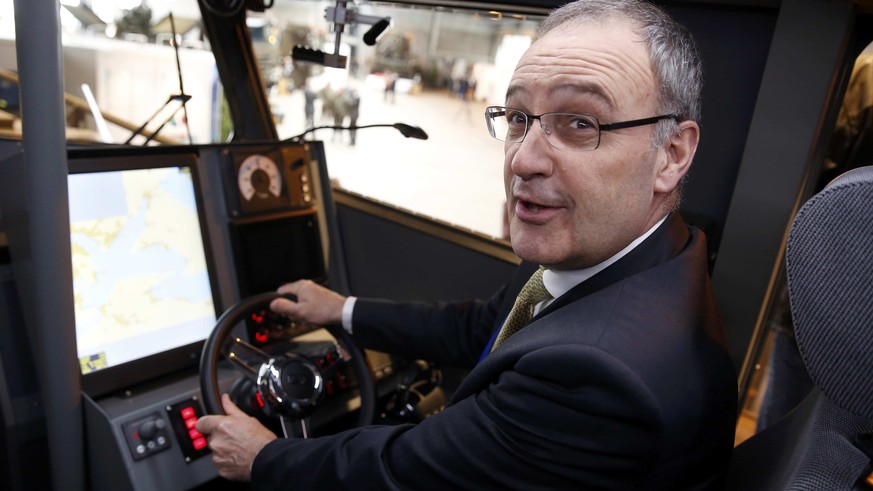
(68, 145), (221, 398)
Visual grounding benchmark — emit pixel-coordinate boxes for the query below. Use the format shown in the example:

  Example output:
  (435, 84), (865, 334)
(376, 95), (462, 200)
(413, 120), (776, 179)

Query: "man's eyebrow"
(505, 82), (615, 110)
(504, 84), (528, 104)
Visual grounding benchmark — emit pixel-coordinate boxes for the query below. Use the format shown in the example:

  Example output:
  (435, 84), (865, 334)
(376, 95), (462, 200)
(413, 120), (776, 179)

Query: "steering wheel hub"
(257, 354), (324, 419)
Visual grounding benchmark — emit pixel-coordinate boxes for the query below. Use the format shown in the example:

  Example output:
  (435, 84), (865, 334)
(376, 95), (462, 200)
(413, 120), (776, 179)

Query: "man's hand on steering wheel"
(271, 279), (347, 326)
(196, 394), (278, 481)
(198, 286), (377, 479)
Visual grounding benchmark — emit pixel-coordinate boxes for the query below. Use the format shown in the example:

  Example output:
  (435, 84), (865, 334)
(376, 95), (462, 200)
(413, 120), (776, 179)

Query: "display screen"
(68, 163), (217, 376)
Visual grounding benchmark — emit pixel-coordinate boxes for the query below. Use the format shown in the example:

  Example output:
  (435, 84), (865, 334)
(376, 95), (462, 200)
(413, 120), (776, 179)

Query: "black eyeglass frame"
(484, 105), (680, 150)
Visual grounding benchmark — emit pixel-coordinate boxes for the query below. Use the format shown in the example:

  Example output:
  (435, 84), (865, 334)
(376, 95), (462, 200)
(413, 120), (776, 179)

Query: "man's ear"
(655, 120), (699, 194)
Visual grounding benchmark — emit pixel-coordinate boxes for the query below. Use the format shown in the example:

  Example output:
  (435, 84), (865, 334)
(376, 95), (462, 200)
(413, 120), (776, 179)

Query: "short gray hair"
(537, 0), (703, 147)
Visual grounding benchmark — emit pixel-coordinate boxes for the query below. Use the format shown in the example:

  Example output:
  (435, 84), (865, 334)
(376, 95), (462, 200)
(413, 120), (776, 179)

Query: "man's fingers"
(195, 415), (218, 435)
(221, 393), (246, 417)
(277, 280), (303, 295)
(273, 282), (304, 316)
(270, 297), (296, 316)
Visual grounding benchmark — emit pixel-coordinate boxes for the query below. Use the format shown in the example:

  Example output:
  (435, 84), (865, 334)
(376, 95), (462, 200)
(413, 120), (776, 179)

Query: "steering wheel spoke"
(225, 336), (270, 378)
(280, 416), (312, 439)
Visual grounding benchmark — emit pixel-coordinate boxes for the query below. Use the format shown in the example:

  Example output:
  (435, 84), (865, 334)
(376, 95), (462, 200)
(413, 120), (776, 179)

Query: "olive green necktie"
(491, 267), (551, 352)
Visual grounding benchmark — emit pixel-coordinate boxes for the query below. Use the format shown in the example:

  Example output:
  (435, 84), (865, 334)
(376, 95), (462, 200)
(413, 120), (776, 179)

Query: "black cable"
(287, 123), (428, 142)
(200, 0), (246, 18)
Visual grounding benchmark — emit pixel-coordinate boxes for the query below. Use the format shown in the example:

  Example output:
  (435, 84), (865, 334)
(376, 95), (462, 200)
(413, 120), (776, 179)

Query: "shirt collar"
(541, 215), (669, 301)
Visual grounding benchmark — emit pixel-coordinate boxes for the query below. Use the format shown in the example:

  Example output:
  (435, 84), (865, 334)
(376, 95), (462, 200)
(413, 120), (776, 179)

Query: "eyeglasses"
(484, 106), (679, 151)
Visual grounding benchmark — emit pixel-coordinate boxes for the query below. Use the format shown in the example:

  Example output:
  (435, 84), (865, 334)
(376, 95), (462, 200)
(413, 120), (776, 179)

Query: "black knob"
(139, 419), (165, 440)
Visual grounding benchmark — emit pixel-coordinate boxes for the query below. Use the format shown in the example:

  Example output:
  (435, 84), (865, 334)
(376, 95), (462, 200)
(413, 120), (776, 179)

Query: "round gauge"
(237, 154), (282, 202)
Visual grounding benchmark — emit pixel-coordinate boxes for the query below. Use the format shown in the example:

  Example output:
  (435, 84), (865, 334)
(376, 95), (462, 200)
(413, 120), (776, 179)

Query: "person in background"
(303, 84), (317, 129)
(197, 1), (738, 489)
(346, 87), (361, 145)
(384, 70), (397, 104)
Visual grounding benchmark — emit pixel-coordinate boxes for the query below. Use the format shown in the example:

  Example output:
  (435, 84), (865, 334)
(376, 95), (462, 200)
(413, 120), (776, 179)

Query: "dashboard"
(67, 141), (407, 490)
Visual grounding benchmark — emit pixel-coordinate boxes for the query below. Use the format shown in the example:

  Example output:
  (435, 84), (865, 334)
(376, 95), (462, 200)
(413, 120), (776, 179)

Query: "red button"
(181, 407), (196, 419)
(189, 428), (202, 440)
(192, 437), (207, 450)
(185, 418), (197, 429)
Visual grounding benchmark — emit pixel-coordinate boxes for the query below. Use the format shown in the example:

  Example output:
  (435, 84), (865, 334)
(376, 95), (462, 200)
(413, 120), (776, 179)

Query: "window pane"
(257, 1), (544, 238)
(0, 1), (545, 238)
(1, 0), (216, 145)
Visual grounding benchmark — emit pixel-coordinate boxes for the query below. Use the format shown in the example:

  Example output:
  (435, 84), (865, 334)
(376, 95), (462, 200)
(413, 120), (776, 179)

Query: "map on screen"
(68, 166), (217, 375)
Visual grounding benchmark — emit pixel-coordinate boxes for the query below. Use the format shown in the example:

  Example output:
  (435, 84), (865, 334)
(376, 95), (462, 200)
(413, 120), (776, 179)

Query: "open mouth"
(521, 199), (553, 212)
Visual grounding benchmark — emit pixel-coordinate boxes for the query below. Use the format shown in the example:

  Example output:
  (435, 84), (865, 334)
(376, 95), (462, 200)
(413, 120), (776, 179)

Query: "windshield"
(0, 0), (546, 238)
(256, 1), (544, 237)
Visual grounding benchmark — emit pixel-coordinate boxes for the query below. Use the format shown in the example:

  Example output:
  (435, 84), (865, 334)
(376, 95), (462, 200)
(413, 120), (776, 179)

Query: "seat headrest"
(786, 165), (873, 419)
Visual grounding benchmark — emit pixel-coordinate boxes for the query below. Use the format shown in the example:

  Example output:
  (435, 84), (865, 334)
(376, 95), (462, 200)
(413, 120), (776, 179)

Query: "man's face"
(504, 18), (671, 270)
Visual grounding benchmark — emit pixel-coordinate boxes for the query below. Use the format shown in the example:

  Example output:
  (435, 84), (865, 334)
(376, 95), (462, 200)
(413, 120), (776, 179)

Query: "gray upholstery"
(728, 166), (873, 490)
(787, 165), (873, 420)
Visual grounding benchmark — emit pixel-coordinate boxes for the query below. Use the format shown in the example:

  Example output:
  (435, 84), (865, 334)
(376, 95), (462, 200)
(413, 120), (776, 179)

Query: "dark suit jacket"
(252, 213), (738, 490)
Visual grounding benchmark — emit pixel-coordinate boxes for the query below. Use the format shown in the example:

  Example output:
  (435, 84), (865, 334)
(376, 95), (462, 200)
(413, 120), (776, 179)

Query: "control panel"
(245, 305), (321, 347)
(118, 401), (211, 464)
(74, 141), (390, 491)
(299, 341), (354, 398)
(166, 398), (210, 463)
(226, 144), (315, 217)
(121, 412), (172, 461)
(83, 374), (238, 491)
(216, 141), (328, 299)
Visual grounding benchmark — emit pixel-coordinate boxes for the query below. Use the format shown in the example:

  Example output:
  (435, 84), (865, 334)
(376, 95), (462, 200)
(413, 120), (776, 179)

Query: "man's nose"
(509, 120), (555, 178)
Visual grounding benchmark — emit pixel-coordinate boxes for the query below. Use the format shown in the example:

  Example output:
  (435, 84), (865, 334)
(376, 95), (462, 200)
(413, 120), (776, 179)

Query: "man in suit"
(196, 0), (738, 488)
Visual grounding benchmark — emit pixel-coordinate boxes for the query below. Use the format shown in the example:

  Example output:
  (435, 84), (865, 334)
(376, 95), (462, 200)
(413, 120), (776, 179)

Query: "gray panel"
(11, 0), (84, 489)
(669, 6), (778, 261)
(337, 204), (518, 302)
(712, 0), (854, 388)
(84, 373), (240, 491)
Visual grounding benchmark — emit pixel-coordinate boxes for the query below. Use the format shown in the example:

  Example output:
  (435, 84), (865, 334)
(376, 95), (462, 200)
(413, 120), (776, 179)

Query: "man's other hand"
(196, 394), (278, 481)
(272, 279), (346, 325)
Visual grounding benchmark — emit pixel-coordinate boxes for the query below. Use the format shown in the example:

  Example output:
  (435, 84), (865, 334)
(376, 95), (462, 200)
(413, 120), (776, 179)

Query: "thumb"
(220, 393), (246, 417)
(270, 297), (296, 316)
(195, 414), (217, 434)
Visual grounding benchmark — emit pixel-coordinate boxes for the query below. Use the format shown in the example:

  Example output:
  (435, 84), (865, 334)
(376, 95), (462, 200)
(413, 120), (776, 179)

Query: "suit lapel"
(493, 214), (690, 332)
(454, 214), (694, 404)
(534, 213), (690, 320)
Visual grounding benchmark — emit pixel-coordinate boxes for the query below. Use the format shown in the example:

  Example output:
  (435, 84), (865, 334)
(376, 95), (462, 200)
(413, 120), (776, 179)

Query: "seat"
(727, 166), (873, 490)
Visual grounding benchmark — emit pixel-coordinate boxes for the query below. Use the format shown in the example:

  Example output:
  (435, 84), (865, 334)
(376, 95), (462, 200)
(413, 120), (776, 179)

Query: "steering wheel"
(199, 292), (376, 438)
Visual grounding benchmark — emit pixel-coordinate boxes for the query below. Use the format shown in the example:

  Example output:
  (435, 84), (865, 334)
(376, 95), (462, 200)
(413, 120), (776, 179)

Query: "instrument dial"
(237, 154), (282, 202)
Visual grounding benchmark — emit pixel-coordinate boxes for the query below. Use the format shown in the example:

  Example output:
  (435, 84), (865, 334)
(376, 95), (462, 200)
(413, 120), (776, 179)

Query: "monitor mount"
(292, 0), (391, 69)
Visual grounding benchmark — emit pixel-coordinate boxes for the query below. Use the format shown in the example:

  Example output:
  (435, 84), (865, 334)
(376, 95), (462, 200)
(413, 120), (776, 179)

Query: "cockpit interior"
(2, 0), (873, 489)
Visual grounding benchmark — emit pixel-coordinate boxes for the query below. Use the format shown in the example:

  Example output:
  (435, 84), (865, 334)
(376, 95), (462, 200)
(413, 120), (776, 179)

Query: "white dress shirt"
(342, 215), (669, 333)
